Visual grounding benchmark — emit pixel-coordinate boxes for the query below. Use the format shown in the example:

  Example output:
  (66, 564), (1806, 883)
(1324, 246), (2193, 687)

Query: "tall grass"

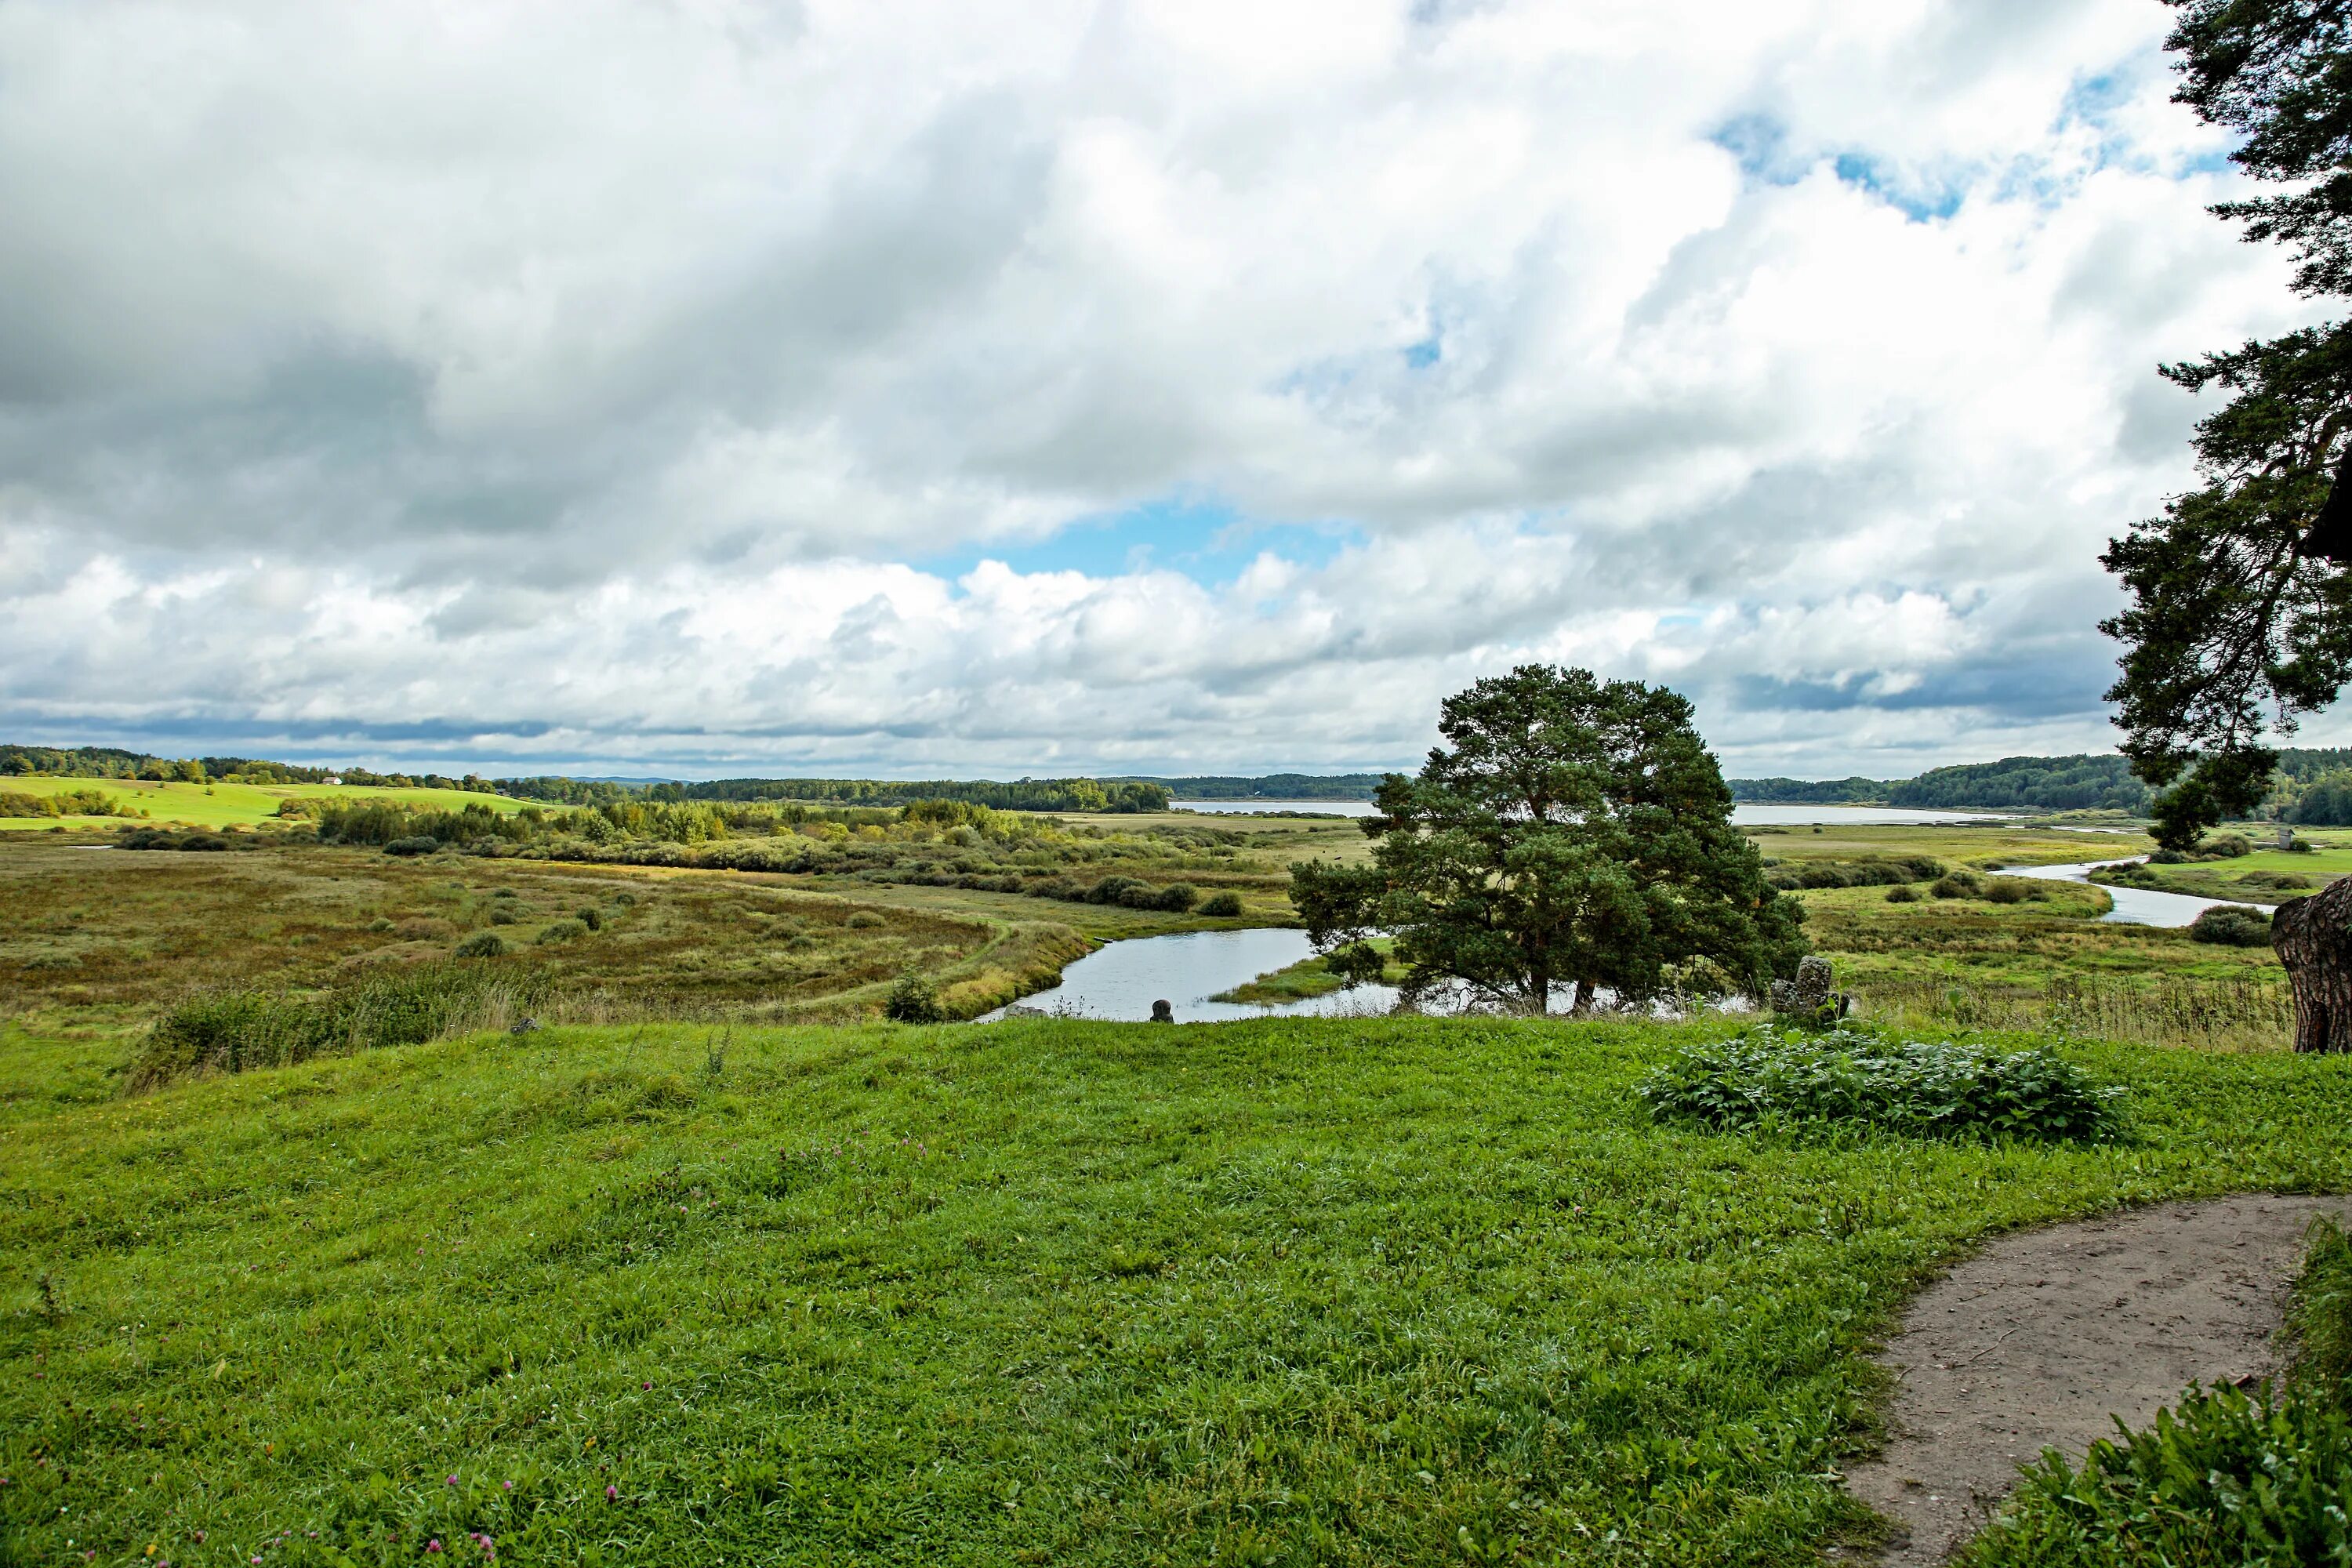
(1857, 974), (2296, 1051)
(130, 964), (557, 1091)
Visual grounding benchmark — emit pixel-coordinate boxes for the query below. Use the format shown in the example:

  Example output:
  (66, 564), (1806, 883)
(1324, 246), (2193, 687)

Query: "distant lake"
(1175, 800), (2014, 826)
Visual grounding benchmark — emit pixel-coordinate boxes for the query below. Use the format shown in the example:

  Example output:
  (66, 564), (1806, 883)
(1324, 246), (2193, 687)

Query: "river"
(1994, 858), (2226, 927)
(984, 855), (2240, 1023)
(980, 927), (1398, 1023)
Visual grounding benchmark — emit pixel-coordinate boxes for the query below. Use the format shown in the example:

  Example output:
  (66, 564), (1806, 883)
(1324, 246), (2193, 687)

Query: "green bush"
(1982, 877), (2047, 905)
(884, 974), (946, 1024)
(1199, 891), (1245, 916)
(383, 836), (439, 857)
(367, 916), (394, 932)
(575, 906), (604, 931)
(844, 911), (887, 930)
(1637, 1028), (2123, 1142)
(488, 907), (520, 926)
(2189, 904), (2273, 947)
(455, 931), (506, 959)
(1930, 871), (1985, 899)
(535, 918), (590, 945)
(1764, 855), (1944, 891)
(1155, 883), (1200, 913)
(1884, 885), (1921, 903)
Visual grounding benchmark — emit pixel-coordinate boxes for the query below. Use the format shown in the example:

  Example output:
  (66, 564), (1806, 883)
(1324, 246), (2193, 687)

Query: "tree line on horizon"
(22, 736), (2352, 824)
(1729, 747), (2352, 822)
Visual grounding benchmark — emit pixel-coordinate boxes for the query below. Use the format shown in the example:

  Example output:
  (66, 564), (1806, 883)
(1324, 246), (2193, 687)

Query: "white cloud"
(0, 0), (2329, 776)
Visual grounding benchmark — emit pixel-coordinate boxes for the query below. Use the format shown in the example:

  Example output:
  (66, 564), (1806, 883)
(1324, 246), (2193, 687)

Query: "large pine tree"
(2108, 1), (2352, 1048)
(2106, 1), (2352, 850)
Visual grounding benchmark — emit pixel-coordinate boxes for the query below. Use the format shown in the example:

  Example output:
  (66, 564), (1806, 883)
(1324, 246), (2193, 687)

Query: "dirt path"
(1838, 1194), (2352, 1565)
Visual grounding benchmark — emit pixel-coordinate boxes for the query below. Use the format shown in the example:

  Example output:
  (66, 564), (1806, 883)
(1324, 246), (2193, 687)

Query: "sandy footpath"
(1838, 1194), (2352, 1565)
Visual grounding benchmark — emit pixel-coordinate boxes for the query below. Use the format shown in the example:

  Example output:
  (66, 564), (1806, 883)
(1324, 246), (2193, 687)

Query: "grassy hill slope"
(5, 1018), (2351, 1566)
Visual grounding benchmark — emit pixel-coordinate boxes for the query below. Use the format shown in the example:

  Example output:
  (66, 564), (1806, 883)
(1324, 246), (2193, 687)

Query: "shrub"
(383, 836), (439, 857)
(1200, 891), (1245, 916)
(1981, 878), (2046, 905)
(367, 916), (394, 932)
(455, 932), (506, 959)
(1884, 885), (1920, 903)
(844, 911), (887, 930)
(2203, 832), (2255, 858)
(613, 890), (639, 905)
(1638, 1028), (2123, 1142)
(2242, 869), (2314, 890)
(1763, 855), (1945, 891)
(884, 974), (946, 1024)
(2189, 903), (2273, 947)
(575, 906), (604, 931)
(1154, 884), (1200, 913)
(492, 887), (518, 899)
(1929, 871), (1984, 899)
(535, 918), (590, 945)
(488, 907), (520, 926)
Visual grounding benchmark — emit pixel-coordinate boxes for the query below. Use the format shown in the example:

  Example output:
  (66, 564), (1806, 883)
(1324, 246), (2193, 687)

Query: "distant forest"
(24, 735), (2352, 822)
(1730, 749), (2352, 822)
(1123, 773), (1388, 800)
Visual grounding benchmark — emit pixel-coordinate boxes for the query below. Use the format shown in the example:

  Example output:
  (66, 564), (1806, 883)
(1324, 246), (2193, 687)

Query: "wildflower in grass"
(641, 1381), (651, 1389)
(426, 1541), (442, 1554)
(446, 1474), (458, 1485)
(605, 1485), (617, 1501)
(502, 1480), (512, 1491)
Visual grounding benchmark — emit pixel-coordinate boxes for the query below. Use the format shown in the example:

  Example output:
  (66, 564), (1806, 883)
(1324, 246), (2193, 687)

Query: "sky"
(0, 0), (2332, 782)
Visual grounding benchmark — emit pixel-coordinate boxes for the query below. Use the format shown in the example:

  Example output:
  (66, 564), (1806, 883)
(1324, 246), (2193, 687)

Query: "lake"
(1176, 800), (2015, 826)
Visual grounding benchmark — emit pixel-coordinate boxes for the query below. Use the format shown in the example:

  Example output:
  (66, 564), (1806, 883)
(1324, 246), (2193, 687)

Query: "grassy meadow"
(0, 777), (534, 833)
(6, 1016), (2352, 1566)
(0, 798), (2343, 1563)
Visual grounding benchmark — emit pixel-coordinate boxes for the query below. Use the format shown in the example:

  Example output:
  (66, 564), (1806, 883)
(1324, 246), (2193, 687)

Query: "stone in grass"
(1150, 1000), (1174, 1024)
(1769, 955), (1849, 1024)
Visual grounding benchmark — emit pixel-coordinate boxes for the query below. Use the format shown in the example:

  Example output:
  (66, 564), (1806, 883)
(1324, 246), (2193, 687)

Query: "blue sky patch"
(924, 494), (1362, 588)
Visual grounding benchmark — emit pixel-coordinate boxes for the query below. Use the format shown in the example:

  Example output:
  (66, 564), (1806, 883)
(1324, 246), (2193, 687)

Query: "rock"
(509, 1016), (542, 1035)
(1002, 1004), (1047, 1019)
(1771, 956), (1848, 1022)
(1149, 1000), (1174, 1024)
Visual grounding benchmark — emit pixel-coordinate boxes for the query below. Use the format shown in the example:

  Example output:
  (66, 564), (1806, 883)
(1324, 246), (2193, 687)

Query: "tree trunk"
(2273, 880), (2352, 1051)
(1569, 979), (1595, 1015)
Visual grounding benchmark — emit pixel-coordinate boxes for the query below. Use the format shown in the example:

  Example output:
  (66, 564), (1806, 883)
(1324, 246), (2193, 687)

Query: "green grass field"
(0, 777), (535, 832)
(5, 1016), (2351, 1566)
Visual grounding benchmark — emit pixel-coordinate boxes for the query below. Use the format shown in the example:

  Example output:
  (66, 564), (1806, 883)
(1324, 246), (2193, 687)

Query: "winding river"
(1995, 858), (2227, 927)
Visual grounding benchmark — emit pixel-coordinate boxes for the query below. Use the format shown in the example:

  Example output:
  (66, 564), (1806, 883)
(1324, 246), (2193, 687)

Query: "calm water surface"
(1176, 800), (2015, 826)
(982, 927), (1399, 1023)
(1996, 858), (2225, 928)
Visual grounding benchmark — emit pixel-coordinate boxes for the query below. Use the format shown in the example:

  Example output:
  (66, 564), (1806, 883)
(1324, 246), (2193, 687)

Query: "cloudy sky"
(0, 0), (2328, 780)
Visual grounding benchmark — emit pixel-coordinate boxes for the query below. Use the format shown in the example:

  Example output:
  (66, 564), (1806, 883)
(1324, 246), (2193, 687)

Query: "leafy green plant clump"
(1638, 1028), (2123, 1142)
(2190, 903), (2274, 948)
(1964, 1219), (2352, 1567)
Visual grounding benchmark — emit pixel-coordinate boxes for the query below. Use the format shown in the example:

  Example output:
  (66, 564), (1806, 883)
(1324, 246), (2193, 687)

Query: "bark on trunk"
(1570, 979), (1595, 1015)
(2273, 880), (2352, 1052)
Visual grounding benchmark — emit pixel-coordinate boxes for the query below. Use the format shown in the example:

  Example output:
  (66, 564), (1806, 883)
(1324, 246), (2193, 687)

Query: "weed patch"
(1639, 1026), (2124, 1142)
